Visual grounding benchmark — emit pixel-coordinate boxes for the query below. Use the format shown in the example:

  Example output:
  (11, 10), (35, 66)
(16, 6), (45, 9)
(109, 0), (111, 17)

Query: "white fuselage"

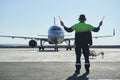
(48, 25), (64, 44)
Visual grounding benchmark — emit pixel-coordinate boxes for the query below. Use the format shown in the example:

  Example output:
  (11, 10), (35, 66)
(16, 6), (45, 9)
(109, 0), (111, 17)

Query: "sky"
(0, 0), (120, 45)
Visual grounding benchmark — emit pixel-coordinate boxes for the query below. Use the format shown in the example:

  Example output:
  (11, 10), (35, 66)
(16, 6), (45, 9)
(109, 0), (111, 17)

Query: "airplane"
(0, 17), (74, 51)
(0, 17), (115, 51)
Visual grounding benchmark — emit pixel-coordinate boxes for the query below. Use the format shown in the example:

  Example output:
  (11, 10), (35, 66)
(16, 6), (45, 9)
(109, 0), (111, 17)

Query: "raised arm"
(60, 21), (74, 32)
(93, 21), (102, 32)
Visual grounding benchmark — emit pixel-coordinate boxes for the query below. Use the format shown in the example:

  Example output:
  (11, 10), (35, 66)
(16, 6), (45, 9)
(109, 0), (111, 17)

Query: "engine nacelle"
(29, 40), (37, 48)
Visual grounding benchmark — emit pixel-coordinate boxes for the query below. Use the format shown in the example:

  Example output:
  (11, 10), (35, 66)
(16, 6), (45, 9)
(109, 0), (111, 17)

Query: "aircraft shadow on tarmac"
(37, 50), (59, 52)
(66, 73), (89, 80)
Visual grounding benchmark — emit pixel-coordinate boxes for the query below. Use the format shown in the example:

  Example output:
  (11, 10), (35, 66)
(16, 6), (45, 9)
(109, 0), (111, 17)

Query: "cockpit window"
(52, 26), (61, 30)
(48, 25), (63, 34)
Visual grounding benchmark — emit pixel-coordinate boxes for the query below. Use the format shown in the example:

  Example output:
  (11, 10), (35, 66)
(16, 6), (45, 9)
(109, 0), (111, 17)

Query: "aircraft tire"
(42, 48), (44, 51)
(39, 47), (41, 51)
(66, 47), (68, 51)
(66, 47), (72, 51)
(68, 47), (72, 50)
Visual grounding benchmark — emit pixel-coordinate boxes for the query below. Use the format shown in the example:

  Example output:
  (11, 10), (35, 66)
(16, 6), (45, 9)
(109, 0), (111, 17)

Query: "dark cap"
(78, 14), (86, 22)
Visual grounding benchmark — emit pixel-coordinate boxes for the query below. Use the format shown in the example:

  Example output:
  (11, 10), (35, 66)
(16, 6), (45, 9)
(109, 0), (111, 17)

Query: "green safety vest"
(72, 22), (94, 32)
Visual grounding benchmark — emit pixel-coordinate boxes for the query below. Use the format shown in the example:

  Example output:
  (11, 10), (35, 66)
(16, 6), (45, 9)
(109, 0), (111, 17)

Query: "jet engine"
(29, 40), (37, 48)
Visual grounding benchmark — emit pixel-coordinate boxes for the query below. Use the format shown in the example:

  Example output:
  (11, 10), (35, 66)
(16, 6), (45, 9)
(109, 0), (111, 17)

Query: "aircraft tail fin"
(54, 17), (56, 25)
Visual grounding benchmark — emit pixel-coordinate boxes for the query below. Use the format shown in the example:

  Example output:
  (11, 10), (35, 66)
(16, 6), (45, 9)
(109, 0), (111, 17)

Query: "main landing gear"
(66, 47), (72, 51)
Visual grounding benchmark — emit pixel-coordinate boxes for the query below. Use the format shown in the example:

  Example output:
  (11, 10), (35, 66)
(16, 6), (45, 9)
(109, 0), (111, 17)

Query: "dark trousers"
(75, 44), (90, 71)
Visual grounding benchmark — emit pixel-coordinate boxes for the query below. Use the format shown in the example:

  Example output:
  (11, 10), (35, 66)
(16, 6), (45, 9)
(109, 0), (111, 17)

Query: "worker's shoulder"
(73, 22), (85, 26)
(85, 23), (93, 26)
(76, 22), (92, 26)
(72, 22), (93, 28)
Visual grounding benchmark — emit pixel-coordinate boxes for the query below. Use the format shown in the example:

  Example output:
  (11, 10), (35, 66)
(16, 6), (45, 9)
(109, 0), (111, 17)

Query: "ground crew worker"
(60, 14), (102, 74)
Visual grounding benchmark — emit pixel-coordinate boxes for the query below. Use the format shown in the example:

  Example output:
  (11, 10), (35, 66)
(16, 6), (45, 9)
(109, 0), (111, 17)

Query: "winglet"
(113, 28), (115, 36)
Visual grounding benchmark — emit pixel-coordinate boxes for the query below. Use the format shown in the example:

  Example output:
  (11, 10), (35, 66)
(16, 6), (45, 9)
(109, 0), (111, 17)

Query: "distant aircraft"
(0, 17), (115, 51)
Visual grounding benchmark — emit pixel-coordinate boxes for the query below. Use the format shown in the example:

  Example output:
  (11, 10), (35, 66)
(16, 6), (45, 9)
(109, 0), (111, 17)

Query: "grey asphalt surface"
(0, 62), (120, 80)
(0, 48), (120, 80)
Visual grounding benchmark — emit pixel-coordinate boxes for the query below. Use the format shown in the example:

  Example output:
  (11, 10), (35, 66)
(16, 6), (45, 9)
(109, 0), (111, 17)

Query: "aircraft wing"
(0, 35), (48, 41)
(93, 29), (115, 39)
(63, 34), (114, 42)
(92, 35), (114, 39)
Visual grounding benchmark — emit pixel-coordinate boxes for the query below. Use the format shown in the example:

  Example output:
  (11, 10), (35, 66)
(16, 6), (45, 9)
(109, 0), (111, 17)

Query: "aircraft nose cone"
(48, 25), (64, 44)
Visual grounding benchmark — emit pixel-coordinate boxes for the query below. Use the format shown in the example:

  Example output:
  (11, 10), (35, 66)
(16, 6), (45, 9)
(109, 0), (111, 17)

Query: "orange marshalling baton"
(58, 16), (62, 21)
(101, 16), (105, 22)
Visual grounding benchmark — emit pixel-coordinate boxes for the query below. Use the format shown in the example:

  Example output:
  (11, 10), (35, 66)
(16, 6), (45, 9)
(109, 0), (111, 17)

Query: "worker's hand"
(60, 21), (65, 27)
(88, 42), (92, 46)
(99, 21), (103, 27)
(89, 43), (92, 46)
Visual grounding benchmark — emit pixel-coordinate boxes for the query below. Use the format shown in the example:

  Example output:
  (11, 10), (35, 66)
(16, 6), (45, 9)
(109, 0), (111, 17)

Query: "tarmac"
(0, 48), (120, 80)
